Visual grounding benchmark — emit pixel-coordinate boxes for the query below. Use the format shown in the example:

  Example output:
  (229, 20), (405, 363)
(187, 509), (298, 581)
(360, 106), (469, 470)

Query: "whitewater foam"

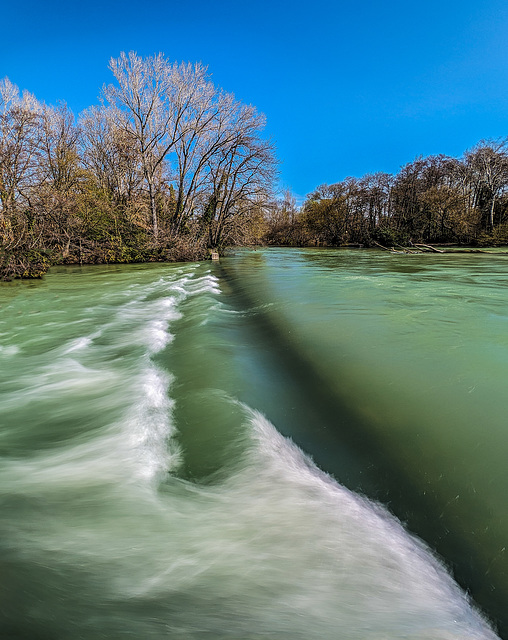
(0, 266), (499, 639)
(0, 344), (19, 357)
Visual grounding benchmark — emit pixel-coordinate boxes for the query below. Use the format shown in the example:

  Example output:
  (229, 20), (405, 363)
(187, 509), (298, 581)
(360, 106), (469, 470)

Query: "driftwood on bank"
(373, 241), (449, 255)
(445, 248), (508, 255)
(373, 241), (421, 254)
(372, 241), (401, 252)
(414, 243), (444, 253)
(373, 241), (508, 256)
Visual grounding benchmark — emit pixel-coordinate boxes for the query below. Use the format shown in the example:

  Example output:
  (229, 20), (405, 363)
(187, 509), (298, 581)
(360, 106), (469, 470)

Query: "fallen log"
(373, 241), (421, 254)
(373, 241), (389, 251)
(414, 243), (444, 253)
(395, 243), (420, 254)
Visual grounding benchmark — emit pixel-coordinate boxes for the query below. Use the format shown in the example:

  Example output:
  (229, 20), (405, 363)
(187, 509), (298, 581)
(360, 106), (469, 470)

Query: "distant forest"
(1, 52), (508, 279)
(267, 140), (508, 250)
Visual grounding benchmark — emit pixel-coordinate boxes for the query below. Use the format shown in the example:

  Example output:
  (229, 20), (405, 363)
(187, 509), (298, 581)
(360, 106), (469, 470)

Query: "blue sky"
(2, 0), (507, 200)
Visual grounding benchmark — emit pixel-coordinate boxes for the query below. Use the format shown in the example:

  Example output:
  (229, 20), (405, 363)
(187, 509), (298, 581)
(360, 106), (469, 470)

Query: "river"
(0, 247), (505, 639)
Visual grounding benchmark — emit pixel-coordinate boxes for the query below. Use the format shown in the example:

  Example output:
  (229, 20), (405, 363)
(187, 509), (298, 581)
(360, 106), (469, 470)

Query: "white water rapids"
(0, 262), (499, 639)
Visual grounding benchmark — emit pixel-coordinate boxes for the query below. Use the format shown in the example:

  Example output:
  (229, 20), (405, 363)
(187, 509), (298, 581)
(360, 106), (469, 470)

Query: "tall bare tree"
(172, 90), (248, 234)
(203, 105), (276, 248)
(465, 140), (508, 230)
(80, 105), (142, 206)
(0, 78), (42, 226)
(104, 52), (212, 237)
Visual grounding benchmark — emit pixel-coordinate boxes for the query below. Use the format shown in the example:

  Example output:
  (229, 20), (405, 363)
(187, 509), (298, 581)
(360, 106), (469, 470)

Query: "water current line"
(217, 256), (504, 636)
(0, 264), (501, 639)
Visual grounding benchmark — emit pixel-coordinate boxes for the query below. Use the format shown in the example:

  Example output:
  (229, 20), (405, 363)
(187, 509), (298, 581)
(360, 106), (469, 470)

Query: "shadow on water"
(0, 257), (503, 639)
(213, 254), (506, 638)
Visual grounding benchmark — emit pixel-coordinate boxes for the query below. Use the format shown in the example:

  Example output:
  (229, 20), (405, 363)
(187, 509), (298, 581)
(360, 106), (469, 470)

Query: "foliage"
(264, 142), (508, 249)
(0, 55), (277, 279)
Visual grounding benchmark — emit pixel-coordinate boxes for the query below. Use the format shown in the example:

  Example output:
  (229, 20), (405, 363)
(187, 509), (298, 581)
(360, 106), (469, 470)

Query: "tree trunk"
(489, 196), (495, 231)
(147, 180), (158, 238)
(173, 180), (185, 234)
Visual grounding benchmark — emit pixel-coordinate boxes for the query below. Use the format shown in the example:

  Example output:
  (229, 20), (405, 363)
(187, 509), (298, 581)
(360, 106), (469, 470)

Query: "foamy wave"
(182, 274), (221, 297)
(62, 336), (93, 354)
(0, 357), (119, 411)
(226, 408), (498, 639)
(0, 364), (179, 489)
(87, 404), (495, 639)
(0, 408), (497, 639)
(123, 363), (180, 482)
(0, 344), (20, 357)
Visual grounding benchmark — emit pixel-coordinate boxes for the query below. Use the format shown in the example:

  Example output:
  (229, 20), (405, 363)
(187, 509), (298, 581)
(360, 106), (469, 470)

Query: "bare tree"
(104, 52), (211, 237)
(39, 103), (80, 193)
(0, 78), (42, 225)
(172, 89), (248, 234)
(203, 105), (277, 248)
(29, 104), (84, 257)
(80, 105), (142, 206)
(465, 140), (508, 230)
(0, 58), (280, 278)
(357, 172), (393, 229)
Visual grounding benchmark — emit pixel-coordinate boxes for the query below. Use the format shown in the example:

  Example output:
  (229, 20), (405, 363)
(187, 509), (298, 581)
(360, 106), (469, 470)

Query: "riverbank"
(0, 235), (210, 281)
(4, 241), (508, 282)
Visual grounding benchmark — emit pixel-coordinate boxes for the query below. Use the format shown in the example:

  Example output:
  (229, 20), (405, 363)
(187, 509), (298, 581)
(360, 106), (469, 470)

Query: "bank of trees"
(0, 52), (276, 278)
(4, 58), (507, 281)
(265, 141), (508, 248)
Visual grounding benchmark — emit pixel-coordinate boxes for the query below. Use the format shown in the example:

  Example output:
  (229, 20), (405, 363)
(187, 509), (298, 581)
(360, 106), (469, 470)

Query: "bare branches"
(0, 78), (42, 222)
(99, 52), (276, 245)
(1, 53), (278, 277)
(102, 52), (225, 237)
(464, 139), (508, 230)
(80, 105), (142, 205)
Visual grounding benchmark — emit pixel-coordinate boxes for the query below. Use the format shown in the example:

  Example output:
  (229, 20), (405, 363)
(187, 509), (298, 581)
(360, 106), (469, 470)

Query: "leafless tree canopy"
(3, 52), (508, 278)
(0, 53), (277, 277)
(266, 143), (508, 248)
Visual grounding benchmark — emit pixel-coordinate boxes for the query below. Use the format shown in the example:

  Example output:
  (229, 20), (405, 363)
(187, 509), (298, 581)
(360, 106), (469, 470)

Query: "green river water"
(0, 247), (506, 639)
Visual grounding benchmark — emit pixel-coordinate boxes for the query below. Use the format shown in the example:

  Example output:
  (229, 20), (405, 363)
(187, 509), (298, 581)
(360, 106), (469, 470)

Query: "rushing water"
(0, 248), (506, 639)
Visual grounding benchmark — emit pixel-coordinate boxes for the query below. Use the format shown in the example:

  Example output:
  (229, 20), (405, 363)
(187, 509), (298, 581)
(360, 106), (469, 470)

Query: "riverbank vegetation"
(3, 53), (508, 280)
(0, 52), (276, 279)
(265, 141), (508, 249)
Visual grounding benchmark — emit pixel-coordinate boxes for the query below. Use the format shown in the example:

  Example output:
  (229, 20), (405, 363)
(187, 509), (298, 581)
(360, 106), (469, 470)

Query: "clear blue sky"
(2, 0), (507, 200)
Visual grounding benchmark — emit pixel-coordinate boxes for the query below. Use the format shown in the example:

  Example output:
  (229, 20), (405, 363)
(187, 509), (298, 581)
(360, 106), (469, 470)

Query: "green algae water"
(0, 249), (506, 639)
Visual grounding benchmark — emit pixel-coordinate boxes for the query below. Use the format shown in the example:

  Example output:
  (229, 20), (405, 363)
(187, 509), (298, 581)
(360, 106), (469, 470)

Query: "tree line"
(265, 141), (508, 249)
(0, 52), (276, 278)
(3, 53), (508, 281)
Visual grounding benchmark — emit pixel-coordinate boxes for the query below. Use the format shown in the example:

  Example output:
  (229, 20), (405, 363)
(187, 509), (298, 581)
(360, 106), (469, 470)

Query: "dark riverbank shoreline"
(4, 242), (508, 282)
